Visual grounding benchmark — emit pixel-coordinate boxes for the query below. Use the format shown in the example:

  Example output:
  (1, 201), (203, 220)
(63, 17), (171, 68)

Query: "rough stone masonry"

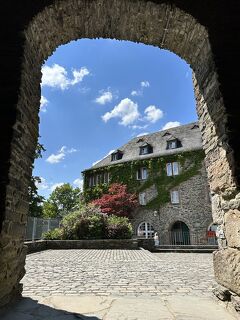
(0, 0), (240, 308)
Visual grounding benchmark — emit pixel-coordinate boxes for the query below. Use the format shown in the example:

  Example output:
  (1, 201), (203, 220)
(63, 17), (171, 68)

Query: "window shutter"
(171, 190), (179, 204)
(166, 163), (172, 176)
(173, 162), (179, 175)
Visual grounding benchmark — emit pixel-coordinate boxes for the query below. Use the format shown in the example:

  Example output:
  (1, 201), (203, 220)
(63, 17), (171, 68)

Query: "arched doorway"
(170, 221), (190, 245)
(137, 222), (154, 239)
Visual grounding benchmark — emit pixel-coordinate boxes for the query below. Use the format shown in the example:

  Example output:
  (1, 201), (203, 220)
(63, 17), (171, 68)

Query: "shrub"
(88, 215), (107, 239)
(43, 228), (64, 240)
(106, 215), (133, 239)
(43, 204), (133, 240)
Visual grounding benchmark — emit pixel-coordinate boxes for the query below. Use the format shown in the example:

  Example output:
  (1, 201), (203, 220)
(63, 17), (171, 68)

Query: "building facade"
(83, 122), (214, 245)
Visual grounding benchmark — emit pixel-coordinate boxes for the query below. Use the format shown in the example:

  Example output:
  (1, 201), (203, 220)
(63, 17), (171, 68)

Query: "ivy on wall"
(83, 149), (205, 209)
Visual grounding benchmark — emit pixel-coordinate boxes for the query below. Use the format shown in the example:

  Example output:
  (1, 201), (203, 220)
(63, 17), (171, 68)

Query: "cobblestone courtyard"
(22, 249), (216, 298)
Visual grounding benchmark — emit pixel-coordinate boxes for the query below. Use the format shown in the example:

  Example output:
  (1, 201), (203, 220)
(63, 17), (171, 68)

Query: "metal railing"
(25, 217), (61, 241)
(159, 231), (218, 246)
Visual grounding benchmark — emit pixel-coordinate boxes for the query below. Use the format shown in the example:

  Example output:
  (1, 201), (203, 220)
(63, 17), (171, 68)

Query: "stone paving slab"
(21, 249), (216, 298)
(0, 295), (237, 320)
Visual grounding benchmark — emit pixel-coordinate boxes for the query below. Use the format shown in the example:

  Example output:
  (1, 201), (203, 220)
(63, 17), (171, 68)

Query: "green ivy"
(83, 149), (205, 209)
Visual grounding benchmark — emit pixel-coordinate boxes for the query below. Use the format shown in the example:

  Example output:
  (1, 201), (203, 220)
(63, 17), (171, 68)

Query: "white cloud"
(131, 81), (150, 97)
(41, 64), (89, 90)
(102, 98), (140, 126)
(46, 146), (77, 164)
(130, 124), (148, 130)
(141, 81), (150, 88)
(71, 68), (90, 85)
(50, 183), (64, 192)
(144, 105), (163, 123)
(92, 149), (115, 166)
(73, 178), (84, 190)
(46, 152), (65, 164)
(131, 90), (142, 97)
(162, 121), (181, 130)
(95, 90), (113, 105)
(36, 177), (49, 190)
(40, 96), (49, 112)
(136, 132), (149, 137)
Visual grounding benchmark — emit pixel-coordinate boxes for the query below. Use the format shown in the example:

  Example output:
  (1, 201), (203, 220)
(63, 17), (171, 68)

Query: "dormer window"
(139, 143), (153, 155)
(111, 150), (123, 161)
(166, 139), (182, 150)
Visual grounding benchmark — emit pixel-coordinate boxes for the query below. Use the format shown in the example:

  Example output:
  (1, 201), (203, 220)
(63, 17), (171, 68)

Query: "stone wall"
(0, 0), (240, 307)
(25, 239), (140, 253)
(131, 161), (213, 244)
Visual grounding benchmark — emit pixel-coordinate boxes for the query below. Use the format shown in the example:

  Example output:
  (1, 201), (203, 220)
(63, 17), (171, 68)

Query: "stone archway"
(170, 221), (190, 245)
(0, 0), (239, 306)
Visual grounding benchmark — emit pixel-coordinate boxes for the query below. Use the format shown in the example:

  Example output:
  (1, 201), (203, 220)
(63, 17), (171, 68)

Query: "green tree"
(43, 183), (81, 218)
(28, 142), (46, 217)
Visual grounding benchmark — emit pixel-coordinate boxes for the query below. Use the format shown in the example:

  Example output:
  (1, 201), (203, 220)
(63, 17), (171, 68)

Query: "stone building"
(1, 0), (239, 307)
(83, 122), (214, 245)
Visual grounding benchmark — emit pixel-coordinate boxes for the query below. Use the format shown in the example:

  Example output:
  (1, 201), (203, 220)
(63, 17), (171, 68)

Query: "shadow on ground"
(0, 297), (100, 320)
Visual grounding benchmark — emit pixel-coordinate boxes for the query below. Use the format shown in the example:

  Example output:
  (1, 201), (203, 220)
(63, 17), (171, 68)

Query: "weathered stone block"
(213, 248), (240, 295)
(212, 284), (231, 301)
(225, 210), (240, 248)
(231, 294), (240, 313)
(211, 194), (223, 224)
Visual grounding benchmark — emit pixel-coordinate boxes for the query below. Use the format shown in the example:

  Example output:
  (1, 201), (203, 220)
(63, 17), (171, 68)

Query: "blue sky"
(34, 38), (197, 198)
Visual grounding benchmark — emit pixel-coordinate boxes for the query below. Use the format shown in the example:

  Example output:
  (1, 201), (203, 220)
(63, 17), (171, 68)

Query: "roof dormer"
(111, 150), (123, 161)
(139, 143), (153, 155)
(166, 137), (182, 150)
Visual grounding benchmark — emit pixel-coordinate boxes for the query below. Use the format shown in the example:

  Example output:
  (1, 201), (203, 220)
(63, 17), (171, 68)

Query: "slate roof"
(83, 122), (202, 172)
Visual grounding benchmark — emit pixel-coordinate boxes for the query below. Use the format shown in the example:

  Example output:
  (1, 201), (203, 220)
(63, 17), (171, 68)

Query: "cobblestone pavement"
(21, 249), (217, 298)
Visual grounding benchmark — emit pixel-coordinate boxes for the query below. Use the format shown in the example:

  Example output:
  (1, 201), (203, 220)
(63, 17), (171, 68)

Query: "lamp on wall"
(153, 210), (158, 217)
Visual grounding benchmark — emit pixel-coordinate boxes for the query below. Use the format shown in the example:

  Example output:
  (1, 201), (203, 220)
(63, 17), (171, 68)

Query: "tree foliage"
(43, 183), (81, 218)
(28, 142), (46, 217)
(92, 183), (138, 218)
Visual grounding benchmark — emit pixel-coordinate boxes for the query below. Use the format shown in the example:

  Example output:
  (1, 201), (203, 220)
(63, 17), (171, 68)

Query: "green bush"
(43, 204), (133, 240)
(43, 228), (64, 240)
(88, 215), (107, 239)
(106, 215), (133, 239)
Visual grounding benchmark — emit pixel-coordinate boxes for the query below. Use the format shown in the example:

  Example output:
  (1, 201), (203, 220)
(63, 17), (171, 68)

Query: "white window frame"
(137, 167), (148, 180)
(140, 146), (149, 155)
(172, 162), (179, 175)
(170, 190), (180, 204)
(168, 140), (177, 149)
(137, 222), (154, 239)
(139, 192), (146, 205)
(166, 162), (179, 176)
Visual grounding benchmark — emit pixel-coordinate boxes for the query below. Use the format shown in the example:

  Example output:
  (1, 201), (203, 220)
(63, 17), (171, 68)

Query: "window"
(139, 192), (146, 205)
(139, 144), (153, 155)
(137, 167), (148, 180)
(137, 222), (154, 239)
(103, 172), (110, 184)
(88, 175), (96, 187)
(166, 139), (182, 149)
(166, 162), (179, 176)
(96, 174), (102, 185)
(167, 140), (177, 149)
(170, 190), (180, 204)
(111, 150), (123, 161)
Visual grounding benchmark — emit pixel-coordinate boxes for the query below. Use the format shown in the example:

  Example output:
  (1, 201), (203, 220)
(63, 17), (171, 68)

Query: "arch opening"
(170, 221), (190, 245)
(1, 0), (239, 307)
